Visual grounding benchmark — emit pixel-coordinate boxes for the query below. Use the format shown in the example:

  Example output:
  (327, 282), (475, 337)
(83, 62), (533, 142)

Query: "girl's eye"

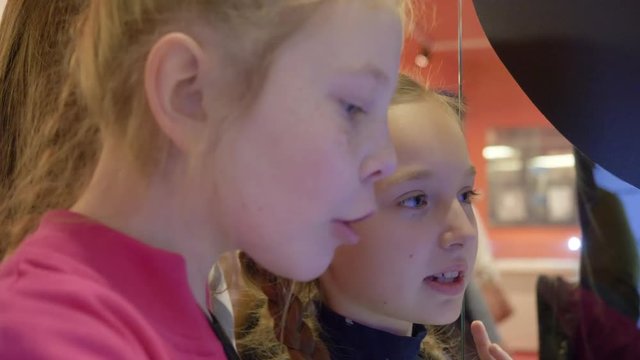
(399, 194), (429, 209)
(341, 100), (366, 119)
(460, 189), (480, 204)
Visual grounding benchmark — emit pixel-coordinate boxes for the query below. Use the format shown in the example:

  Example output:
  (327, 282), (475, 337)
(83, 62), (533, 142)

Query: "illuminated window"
(484, 128), (577, 226)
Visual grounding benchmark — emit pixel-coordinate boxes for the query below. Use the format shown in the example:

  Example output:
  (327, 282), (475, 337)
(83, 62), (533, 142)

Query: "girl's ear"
(144, 33), (209, 153)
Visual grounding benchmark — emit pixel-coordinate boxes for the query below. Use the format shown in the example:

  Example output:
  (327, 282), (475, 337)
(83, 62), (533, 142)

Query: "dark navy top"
(318, 305), (428, 360)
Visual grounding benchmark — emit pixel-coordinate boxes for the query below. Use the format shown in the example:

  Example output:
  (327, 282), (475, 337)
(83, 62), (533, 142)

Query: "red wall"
(400, 0), (580, 259)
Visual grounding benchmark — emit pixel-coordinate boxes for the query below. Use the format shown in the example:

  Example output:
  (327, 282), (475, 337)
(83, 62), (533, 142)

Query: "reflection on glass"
(457, 0), (640, 357)
(485, 128), (577, 226)
(538, 152), (640, 359)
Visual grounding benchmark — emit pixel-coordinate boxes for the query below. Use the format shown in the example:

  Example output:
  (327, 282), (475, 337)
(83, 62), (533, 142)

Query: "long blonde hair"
(0, 0), (90, 259)
(235, 74), (463, 360)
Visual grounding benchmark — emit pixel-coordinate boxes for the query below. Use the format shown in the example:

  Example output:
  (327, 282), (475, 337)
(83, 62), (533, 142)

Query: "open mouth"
(424, 269), (467, 296)
(426, 271), (464, 284)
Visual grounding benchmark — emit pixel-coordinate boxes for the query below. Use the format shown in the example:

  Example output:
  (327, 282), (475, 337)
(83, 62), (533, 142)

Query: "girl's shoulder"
(0, 253), (153, 358)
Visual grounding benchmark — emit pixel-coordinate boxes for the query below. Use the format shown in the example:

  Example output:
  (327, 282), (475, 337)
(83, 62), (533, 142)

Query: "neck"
(317, 304), (427, 360)
(72, 143), (228, 314)
(320, 278), (413, 336)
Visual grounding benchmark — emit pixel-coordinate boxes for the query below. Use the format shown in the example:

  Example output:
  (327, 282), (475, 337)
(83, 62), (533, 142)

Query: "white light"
(483, 146), (518, 160)
(415, 54), (429, 68)
(567, 236), (582, 251)
(488, 159), (523, 172)
(528, 154), (575, 169)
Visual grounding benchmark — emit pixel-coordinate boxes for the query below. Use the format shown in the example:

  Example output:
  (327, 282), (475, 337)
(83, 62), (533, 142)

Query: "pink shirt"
(0, 210), (227, 359)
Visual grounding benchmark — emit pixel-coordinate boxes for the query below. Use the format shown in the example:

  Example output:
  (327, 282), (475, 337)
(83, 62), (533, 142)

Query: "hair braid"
(237, 252), (330, 360)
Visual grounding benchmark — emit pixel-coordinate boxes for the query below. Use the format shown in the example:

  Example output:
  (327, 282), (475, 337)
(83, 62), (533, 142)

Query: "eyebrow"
(381, 166), (477, 188)
(380, 168), (433, 189)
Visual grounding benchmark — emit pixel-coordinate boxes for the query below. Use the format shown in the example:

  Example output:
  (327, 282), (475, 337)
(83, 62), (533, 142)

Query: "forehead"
(387, 100), (471, 174)
(272, 0), (403, 85)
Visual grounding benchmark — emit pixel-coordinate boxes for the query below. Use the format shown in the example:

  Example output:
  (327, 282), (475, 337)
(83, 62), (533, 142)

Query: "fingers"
(470, 321), (492, 359)
(489, 343), (512, 360)
(471, 320), (513, 360)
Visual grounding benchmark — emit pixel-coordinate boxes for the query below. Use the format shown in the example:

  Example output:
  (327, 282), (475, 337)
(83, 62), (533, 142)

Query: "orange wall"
(400, 0), (580, 259)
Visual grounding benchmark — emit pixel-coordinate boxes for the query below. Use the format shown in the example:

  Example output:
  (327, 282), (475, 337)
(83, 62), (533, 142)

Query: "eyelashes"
(398, 193), (428, 209)
(340, 100), (366, 120)
(397, 189), (480, 210)
(460, 189), (481, 204)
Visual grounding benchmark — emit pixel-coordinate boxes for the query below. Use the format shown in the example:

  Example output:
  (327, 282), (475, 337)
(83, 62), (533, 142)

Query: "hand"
(470, 321), (512, 360)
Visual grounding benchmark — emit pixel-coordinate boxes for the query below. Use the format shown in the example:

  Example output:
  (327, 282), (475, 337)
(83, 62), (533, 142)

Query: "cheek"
(329, 243), (403, 307)
(353, 215), (445, 286)
(335, 216), (427, 288)
(238, 108), (349, 182)
(354, 212), (441, 258)
(284, 144), (351, 197)
(240, 76), (362, 205)
(256, 117), (358, 208)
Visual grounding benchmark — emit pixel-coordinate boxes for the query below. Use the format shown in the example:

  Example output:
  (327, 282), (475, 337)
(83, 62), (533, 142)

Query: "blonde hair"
(0, 0), (91, 259)
(1, 0), (409, 259)
(235, 74), (463, 360)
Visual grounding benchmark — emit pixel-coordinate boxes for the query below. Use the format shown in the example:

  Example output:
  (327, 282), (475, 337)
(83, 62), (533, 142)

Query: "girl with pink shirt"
(0, 0), (409, 358)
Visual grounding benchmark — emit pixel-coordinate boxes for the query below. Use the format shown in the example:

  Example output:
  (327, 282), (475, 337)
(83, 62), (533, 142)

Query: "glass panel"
(459, 1), (640, 359)
(485, 128), (577, 227)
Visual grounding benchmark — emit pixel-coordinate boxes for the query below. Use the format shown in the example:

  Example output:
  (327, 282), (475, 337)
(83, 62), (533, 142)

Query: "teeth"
(431, 271), (460, 283)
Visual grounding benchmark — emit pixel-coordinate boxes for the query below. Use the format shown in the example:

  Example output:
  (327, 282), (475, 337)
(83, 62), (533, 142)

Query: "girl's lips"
(424, 272), (466, 296)
(330, 211), (374, 245)
(348, 211), (375, 223)
(331, 220), (360, 245)
(424, 262), (469, 296)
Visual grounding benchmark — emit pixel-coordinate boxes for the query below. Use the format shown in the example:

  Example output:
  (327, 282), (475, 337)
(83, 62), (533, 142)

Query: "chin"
(428, 312), (462, 326)
(420, 301), (464, 326)
(254, 247), (334, 282)
(285, 238), (338, 281)
(241, 230), (336, 281)
(287, 252), (334, 282)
